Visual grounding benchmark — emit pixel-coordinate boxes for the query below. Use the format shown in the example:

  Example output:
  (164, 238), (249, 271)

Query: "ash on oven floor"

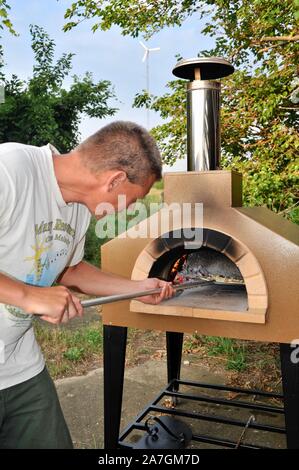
(164, 283), (248, 312)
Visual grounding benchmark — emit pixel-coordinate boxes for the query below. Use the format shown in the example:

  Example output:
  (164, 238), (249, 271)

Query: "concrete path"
(56, 358), (286, 449)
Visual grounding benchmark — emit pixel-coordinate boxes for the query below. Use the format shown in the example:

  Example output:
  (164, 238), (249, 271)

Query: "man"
(0, 121), (174, 448)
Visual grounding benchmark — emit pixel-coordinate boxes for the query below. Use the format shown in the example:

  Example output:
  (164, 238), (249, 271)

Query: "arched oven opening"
(149, 246), (248, 313)
(131, 227), (268, 322)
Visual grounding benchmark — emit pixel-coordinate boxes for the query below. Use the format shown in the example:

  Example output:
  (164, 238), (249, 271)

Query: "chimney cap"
(173, 57), (234, 81)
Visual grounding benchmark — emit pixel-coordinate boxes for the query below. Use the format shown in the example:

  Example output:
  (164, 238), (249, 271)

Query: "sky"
(1, 0), (215, 171)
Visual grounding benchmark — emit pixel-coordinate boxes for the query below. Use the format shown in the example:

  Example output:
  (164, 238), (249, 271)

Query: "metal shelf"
(118, 379), (285, 450)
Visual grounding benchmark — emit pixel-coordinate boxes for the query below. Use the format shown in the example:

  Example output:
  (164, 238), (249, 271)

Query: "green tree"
(0, 25), (116, 152)
(0, 0), (16, 98)
(64, 0), (299, 218)
(63, 0), (299, 39)
(0, 0), (16, 35)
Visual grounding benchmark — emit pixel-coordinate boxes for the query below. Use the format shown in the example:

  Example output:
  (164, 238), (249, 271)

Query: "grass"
(34, 319), (103, 380)
(183, 334), (247, 372)
(33, 318), (165, 379)
(204, 336), (247, 372)
(34, 315), (281, 393)
(183, 334), (280, 385)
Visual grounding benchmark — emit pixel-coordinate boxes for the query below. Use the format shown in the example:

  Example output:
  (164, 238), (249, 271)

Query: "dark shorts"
(0, 367), (73, 449)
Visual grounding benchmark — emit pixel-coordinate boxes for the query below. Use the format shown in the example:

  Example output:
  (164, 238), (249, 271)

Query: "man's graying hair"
(77, 121), (162, 184)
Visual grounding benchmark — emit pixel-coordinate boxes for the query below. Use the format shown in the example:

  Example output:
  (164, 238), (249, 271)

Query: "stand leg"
(166, 332), (184, 391)
(103, 325), (127, 449)
(280, 342), (299, 449)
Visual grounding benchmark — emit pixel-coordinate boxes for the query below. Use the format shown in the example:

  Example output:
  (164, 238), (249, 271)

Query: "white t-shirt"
(0, 142), (91, 389)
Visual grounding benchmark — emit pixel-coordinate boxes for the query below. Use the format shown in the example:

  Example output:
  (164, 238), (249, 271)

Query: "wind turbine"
(139, 41), (160, 129)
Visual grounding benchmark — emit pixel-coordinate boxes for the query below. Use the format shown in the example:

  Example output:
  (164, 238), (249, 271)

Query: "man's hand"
(135, 278), (174, 305)
(22, 285), (83, 324)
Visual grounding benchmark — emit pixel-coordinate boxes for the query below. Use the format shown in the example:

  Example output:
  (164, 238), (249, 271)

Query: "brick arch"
(131, 228), (268, 313)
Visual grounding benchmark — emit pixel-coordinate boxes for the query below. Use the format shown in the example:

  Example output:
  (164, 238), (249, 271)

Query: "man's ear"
(108, 171), (127, 192)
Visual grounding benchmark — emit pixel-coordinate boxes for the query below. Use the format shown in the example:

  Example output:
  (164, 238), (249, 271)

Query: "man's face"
(90, 172), (156, 219)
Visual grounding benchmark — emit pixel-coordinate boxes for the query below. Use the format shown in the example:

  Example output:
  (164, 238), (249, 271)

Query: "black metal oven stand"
(103, 326), (299, 449)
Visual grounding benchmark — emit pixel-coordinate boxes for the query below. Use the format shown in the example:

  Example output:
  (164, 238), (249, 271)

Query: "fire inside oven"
(149, 246), (248, 312)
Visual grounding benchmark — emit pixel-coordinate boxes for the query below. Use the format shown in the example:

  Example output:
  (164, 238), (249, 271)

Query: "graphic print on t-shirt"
(24, 218), (76, 287)
(25, 237), (53, 283)
(5, 218), (77, 323)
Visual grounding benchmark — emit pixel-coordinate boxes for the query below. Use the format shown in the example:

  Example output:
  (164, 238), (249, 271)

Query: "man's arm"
(57, 261), (174, 304)
(0, 262), (172, 327)
(0, 272), (83, 324)
(0, 272), (28, 310)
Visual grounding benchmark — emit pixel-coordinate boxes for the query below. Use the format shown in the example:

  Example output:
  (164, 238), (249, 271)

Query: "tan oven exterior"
(101, 171), (299, 343)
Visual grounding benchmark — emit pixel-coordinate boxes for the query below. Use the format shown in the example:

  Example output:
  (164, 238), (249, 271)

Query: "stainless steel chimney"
(173, 57), (234, 171)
